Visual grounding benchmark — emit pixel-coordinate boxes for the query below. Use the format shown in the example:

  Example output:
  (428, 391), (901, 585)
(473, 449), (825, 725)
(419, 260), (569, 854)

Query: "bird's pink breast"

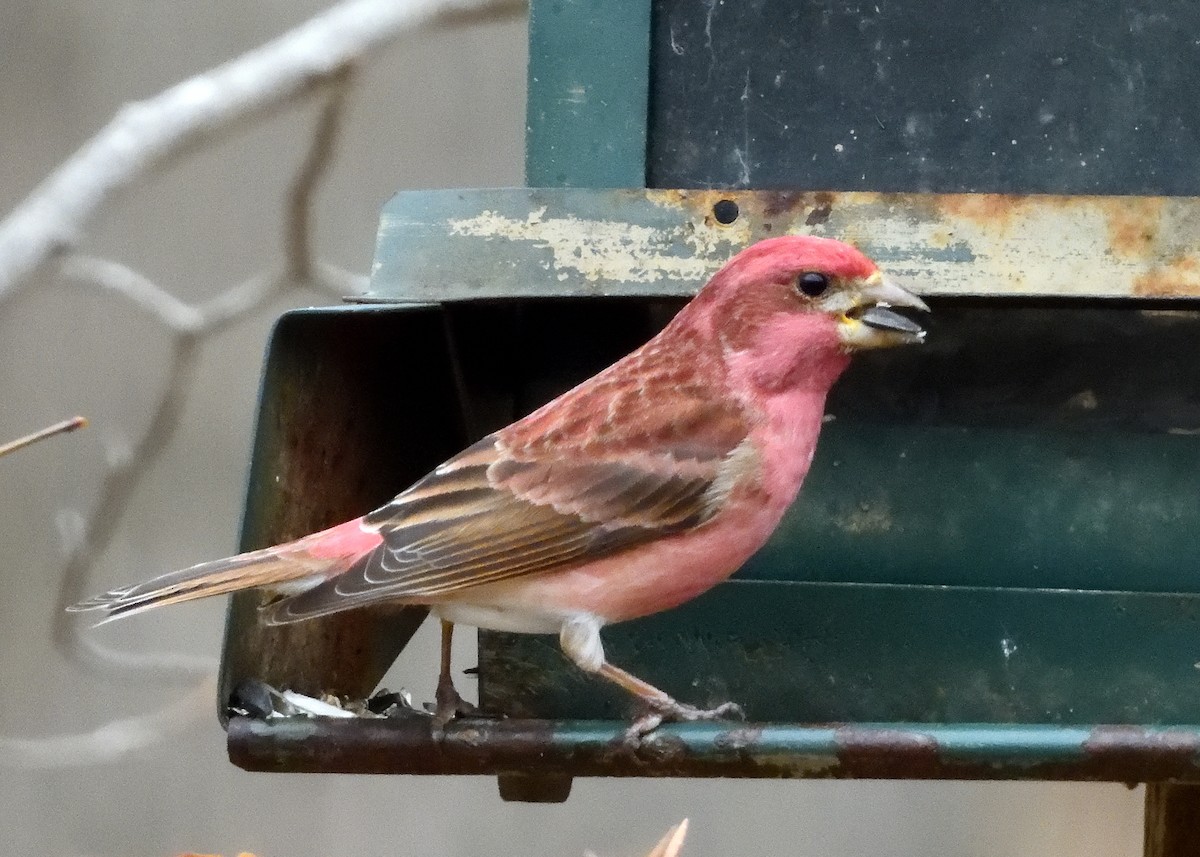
(450, 385), (831, 626)
(420, 300), (847, 630)
(449, 494), (779, 624)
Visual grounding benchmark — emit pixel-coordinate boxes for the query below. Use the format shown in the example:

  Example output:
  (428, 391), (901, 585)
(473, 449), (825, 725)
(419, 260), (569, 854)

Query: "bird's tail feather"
(67, 545), (342, 625)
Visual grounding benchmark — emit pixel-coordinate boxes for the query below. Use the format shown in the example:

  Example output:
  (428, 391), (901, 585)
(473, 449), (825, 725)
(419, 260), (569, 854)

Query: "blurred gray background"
(0, 2), (1143, 855)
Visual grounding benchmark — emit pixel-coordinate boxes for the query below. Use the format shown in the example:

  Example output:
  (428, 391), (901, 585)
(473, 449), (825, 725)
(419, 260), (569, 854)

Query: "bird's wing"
(262, 385), (752, 624)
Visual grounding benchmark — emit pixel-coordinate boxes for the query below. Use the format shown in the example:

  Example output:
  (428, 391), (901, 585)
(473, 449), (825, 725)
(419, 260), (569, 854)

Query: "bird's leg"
(434, 619), (476, 725)
(559, 616), (743, 742)
(598, 662), (745, 738)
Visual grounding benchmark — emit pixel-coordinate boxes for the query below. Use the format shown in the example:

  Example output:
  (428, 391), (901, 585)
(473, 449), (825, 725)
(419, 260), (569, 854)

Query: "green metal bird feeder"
(220, 1), (1200, 850)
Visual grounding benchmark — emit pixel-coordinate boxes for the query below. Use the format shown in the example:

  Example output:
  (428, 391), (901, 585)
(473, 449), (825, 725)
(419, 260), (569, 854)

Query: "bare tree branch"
(53, 335), (214, 678)
(58, 255), (207, 331)
(286, 66), (355, 281)
(52, 19), (373, 680)
(0, 0), (523, 772)
(0, 0), (525, 304)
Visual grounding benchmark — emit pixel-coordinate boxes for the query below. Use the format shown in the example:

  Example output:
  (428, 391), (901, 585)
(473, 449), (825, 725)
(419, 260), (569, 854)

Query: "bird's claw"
(670, 700), (745, 722)
(621, 698), (745, 747)
(433, 676), (477, 727)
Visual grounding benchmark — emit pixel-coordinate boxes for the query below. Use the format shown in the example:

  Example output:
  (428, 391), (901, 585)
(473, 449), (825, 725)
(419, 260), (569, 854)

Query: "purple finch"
(71, 235), (927, 732)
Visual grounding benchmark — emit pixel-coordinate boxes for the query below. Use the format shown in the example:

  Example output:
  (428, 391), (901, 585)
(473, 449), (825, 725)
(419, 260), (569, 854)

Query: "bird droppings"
(831, 499), (894, 534)
(1001, 638), (1018, 660)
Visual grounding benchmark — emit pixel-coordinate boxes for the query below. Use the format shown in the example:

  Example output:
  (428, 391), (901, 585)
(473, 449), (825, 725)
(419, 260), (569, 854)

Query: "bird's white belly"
(432, 601), (570, 634)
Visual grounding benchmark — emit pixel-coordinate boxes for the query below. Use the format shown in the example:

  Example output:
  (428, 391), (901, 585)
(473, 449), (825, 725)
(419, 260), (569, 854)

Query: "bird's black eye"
(797, 271), (830, 297)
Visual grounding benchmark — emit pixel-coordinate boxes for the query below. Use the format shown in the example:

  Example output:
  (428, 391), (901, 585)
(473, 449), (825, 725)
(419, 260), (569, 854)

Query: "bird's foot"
(433, 675), (477, 727)
(622, 698), (745, 746)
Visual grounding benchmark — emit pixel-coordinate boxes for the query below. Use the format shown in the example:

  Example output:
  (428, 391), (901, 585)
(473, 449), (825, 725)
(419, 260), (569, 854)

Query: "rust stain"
(648, 189), (732, 219)
(1083, 726), (1200, 780)
(648, 189), (847, 237)
(937, 193), (1076, 231)
(644, 188), (692, 208)
(938, 194), (1033, 231)
(1134, 254), (1200, 297)
(760, 190), (810, 219)
(744, 750), (841, 777)
(805, 199), (834, 226)
(648, 189), (748, 231)
(750, 190), (840, 232)
(834, 727), (941, 777)
(1105, 197), (1164, 258)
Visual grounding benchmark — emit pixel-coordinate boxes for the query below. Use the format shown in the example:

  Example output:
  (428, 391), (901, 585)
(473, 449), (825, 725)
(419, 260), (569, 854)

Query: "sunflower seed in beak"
(860, 306), (925, 336)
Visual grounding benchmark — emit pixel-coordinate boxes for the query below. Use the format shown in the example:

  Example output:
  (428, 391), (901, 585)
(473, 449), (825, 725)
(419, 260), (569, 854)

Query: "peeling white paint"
(447, 209), (718, 284)
(376, 189), (1200, 301)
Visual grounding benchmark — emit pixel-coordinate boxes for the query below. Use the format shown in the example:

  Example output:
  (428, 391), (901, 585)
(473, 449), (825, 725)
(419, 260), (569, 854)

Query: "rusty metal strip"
(228, 717), (1200, 782)
(366, 188), (1200, 302)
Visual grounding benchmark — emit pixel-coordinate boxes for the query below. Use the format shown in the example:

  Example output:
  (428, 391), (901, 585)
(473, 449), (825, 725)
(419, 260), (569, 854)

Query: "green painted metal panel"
(647, 0), (1200, 195)
(749, 422), (1200, 592)
(525, 0), (652, 186)
(479, 581), (1200, 724)
(366, 188), (1200, 303)
(220, 305), (462, 723)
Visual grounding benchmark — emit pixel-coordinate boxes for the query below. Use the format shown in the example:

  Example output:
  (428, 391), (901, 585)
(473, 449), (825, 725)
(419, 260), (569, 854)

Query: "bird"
(70, 234), (928, 736)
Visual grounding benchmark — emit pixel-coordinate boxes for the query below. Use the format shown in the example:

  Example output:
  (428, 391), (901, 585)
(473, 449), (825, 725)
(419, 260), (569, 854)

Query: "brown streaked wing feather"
(264, 386), (753, 623)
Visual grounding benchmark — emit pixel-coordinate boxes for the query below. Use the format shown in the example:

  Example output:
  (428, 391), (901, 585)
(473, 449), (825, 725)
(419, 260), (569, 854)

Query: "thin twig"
(0, 417), (88, 459)
(54, 41), (360, 677)
(54, 337), (216, 678)
(58, 255), (364, 333)
(285, 66), (355, 281)
(193, 271), (287, 334)
(58, 255), (205, 331)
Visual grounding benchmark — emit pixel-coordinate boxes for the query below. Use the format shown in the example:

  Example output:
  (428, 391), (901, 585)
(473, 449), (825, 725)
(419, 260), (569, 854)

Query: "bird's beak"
(837, 272), (930, 351)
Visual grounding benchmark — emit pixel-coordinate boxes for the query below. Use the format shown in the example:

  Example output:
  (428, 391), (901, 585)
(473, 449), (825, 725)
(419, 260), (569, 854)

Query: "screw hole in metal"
(712, 199), (739, 225)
